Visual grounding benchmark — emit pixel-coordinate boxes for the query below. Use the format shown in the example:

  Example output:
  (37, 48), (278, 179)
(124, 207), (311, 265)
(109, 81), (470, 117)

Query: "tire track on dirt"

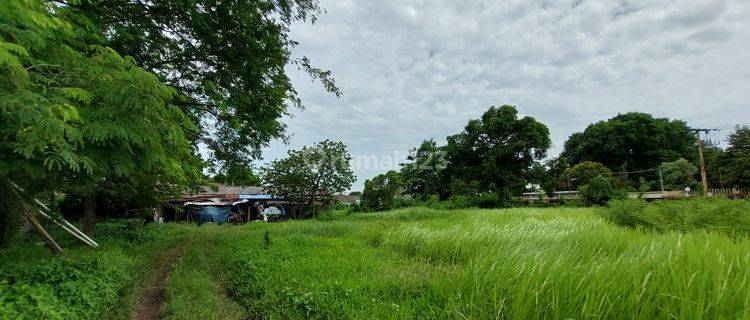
(132, 244), (185, 320)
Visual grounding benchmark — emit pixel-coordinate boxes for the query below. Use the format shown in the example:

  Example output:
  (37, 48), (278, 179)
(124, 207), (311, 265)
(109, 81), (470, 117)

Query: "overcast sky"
(260, 0), (750, 191)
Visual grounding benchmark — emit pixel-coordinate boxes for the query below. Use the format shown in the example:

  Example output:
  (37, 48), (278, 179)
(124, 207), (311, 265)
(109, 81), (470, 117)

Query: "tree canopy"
(445, 105), (551, 205)
(561, 113), (694, 173)
(69, 0), (340, 174)
(360, 170), (403, 211)
(725, 126), (750, 188)
(1, 0), (202, 242)
(261, 140), (355, 215)
(564, 161), (612, 190)
(660, 158), (698, 190)
(399, 139), (448, 200)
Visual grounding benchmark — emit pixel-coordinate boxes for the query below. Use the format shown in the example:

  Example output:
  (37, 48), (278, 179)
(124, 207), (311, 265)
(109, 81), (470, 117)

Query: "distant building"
(165, 184), (311, 223)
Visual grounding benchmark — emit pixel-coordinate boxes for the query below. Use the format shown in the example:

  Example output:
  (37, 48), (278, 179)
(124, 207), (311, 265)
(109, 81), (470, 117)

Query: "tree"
(399, 139), (448, 200)
(360, 171), (403, 211)
(537, 157), (569, 195)
(579, 175), (624, 206)
(1, 0), (201, 244)
(445, 105), (551, 205)
(703, 144), (727, 188)
(660, 158), (698, 190)
(211, 164), (261, 186)
(70, 0), (341, 174)
(564, 161), (612, 190)
(725, 126), (750, 188)
(261, 140), (355, 216)
(561, 113), (694, 174)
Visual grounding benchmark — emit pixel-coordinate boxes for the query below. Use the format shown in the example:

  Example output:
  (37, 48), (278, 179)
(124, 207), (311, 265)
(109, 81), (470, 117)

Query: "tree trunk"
(84, 190), (96, 235)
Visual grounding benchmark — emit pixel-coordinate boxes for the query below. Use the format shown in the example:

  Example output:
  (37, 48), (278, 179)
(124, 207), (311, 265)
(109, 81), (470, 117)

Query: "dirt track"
(132, 247), (184, 320)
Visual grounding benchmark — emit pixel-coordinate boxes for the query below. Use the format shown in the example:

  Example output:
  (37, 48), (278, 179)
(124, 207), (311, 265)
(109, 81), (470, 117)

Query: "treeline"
(357, 107), (750, 211)
(0, 0), (335, 249)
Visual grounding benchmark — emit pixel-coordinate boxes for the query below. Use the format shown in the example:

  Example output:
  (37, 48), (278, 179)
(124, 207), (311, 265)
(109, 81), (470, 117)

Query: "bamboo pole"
(10, 187), (63, 255)
(36, 210), (98, 248)
(32, 198), (99, 247)
(10, 181), (100, 248)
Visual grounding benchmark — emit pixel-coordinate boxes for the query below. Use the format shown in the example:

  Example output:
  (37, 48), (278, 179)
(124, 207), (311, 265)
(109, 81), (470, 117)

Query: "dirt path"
(132, 246), (184, 320)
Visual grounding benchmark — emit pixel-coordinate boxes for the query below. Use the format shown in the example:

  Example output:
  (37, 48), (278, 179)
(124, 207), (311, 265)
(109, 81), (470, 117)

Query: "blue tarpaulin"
(188, 205), (232, 225)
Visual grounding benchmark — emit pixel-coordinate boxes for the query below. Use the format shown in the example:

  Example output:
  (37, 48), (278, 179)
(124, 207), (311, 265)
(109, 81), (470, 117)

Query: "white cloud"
(261, 0), (750, 191)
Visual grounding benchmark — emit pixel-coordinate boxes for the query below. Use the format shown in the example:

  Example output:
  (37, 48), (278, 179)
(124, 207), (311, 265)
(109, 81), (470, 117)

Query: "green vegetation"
(561, 112), (695, 174)
(605, 198), (750, 236)
(206, 206), (749, 319)
(579, 175), (625, 206)
(164, 228), (245, 320)
(4, 203), (750, 319)
(0, 221), (191, 319)
(261, 140), (356, 215)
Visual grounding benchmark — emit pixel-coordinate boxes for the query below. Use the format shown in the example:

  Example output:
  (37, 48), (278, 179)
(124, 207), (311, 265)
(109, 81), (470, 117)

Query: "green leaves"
(561, 112), (694, 173)
(262, 140), (355, 211)
(73, 0), (339, 172)
(1, 0), (202, 198)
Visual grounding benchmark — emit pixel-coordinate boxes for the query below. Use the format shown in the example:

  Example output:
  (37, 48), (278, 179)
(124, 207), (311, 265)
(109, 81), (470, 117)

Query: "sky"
(260, 0), (750, 191)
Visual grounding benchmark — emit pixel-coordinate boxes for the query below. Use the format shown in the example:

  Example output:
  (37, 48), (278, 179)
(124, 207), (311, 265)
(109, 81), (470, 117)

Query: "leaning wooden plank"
(15, 193), (64, 255)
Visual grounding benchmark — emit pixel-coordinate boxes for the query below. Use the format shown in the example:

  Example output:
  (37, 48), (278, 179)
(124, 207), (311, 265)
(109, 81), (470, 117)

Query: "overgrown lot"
(200, 205), (750, 319)
(2, 203), (749, 319)
(0, 221), (193, 319)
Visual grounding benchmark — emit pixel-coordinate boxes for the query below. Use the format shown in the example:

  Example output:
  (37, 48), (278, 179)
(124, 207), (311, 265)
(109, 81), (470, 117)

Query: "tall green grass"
(203, 207), (750, 319)
(164, 226), (245, 320)
(605, 198), (750, 236)
(4, 204), (749, 319)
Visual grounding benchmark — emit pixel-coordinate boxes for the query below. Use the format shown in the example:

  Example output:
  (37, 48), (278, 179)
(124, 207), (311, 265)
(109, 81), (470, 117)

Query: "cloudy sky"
(261, 0), (750, 191)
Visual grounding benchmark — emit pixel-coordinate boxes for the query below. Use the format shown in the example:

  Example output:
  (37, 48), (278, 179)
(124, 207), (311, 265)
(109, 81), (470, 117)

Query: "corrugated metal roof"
(198, 184), (266, 195)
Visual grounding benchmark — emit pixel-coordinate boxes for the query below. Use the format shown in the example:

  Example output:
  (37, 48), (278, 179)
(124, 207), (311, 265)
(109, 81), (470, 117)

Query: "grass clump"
(604, 197), (750, 235)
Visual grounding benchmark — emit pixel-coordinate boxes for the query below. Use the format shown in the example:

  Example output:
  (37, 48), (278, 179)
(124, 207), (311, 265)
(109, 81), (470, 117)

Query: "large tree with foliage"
(660, 158), (698, 190)
(66, 0), (340, 176)
(261, 140), (355, 215)
(725, 126), (750, 188)
(399, 139), (448, 200)
(1, 0), (201, 244)
(360, 170), (403, 212)
(444, 105), (551, 205)
(564, 161), (612, 190)
(561, 113), (694, 174)
(527, 157), (569, 196)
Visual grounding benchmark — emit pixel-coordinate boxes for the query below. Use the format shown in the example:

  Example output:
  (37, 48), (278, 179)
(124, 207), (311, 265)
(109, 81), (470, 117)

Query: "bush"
(604, 198), (750, 236)
(579, 175), (626, 206)
(0, 220), (183, 319)
(0, 252), (135, 319)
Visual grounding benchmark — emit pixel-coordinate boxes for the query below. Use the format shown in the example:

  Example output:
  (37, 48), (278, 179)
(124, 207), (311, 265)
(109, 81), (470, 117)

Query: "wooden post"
(9, 187), (63, 255)
(691, 129), (717, 196)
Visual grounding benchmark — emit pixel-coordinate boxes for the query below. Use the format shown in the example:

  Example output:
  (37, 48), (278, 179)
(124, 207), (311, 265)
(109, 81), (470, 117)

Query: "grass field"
(178, 206), (750, 319)
(2, 205), (750, 319)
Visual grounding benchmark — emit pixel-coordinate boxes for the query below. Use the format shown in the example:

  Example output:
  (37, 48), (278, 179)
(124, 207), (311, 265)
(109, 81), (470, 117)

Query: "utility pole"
(690, 128), (718, 196)
(658, 168), (665, 193)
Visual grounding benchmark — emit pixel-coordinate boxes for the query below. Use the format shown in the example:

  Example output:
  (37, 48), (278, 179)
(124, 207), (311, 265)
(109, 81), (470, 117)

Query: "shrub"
(579, 175), (626, 206)
(604, 197), (750, 236)
(565, 161), (612, 189)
